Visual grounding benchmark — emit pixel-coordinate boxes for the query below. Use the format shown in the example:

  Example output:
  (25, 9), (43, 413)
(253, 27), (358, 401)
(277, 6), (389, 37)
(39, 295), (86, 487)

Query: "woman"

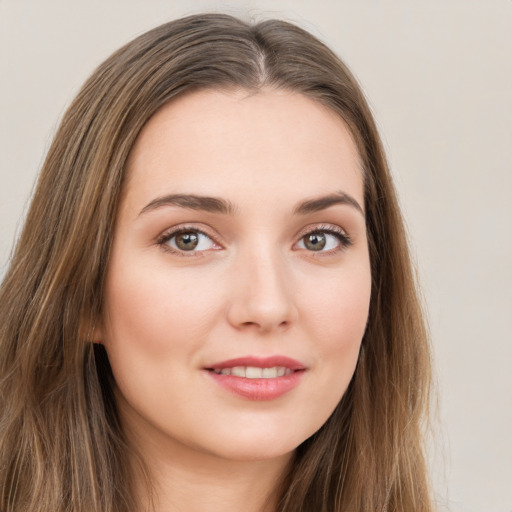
(0, 13), (433, 512)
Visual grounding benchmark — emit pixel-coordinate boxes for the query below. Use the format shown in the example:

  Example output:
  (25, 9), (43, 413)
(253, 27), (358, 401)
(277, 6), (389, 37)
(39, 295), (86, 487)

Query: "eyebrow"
(294, 192), (364, 216)
(138, 191), (364, 217)
(139, 194), (236, 216)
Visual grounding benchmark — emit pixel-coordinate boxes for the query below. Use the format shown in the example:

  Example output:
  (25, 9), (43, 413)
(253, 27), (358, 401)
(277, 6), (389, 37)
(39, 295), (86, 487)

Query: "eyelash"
(156, 224), (352, 257)
(296, 224), (353, 254)
(156, 226), (219, 257)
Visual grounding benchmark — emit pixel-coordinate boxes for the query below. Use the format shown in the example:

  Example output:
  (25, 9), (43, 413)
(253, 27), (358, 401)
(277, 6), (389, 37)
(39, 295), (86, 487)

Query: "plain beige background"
(1, 1), (511, 511)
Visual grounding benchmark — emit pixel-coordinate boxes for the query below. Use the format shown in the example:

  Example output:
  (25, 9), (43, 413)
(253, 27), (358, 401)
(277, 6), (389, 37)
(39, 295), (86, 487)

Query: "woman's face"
(101, 89), (371, 463)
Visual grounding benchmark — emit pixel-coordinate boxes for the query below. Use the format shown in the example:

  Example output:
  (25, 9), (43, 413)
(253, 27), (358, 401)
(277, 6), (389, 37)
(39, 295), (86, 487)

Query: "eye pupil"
(176, 232), (199, 250)
(304, 233), (326, 251)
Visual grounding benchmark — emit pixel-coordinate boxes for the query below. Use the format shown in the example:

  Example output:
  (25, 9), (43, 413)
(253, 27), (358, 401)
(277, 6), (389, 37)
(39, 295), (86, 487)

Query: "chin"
(207, 440), (297, 464)
(193, 419), (320, 463)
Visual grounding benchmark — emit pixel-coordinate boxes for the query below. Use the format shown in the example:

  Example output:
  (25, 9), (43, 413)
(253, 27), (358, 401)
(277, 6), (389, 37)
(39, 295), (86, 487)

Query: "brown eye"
(175, 231), (199, 251)
(303, 233), (326, 251)
(296, 228), (352, 253)
(160, 228), (219, 254)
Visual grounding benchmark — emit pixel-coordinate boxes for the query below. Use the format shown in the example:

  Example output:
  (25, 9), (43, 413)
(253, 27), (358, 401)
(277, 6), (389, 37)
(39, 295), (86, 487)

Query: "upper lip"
(205, 355), (306, 371)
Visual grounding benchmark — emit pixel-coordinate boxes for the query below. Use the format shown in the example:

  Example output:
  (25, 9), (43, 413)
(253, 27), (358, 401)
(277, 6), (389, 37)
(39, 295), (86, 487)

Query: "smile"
(204, 356), (306, 400)
(210, 366), (293, 378)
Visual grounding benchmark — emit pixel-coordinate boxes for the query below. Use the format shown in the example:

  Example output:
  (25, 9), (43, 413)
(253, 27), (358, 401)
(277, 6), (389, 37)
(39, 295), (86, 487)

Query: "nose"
(226, 247), (298, 334)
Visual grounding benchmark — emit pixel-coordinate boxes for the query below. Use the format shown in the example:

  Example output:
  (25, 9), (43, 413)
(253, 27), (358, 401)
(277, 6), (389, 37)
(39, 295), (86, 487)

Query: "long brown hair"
(0, 13), (433, 511)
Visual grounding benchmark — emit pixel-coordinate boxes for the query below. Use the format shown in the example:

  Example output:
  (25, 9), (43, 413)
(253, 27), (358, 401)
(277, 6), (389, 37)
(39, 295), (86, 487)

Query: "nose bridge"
(228, 240), (297, 332)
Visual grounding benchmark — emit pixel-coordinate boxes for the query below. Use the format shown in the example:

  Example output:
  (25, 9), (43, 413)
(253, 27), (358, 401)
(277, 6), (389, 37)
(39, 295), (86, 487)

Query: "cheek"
(300, 261), (371, 400)
(280, 262), (370, 444)
(304, 265), (371, 351)
(102, 260), (223, 360)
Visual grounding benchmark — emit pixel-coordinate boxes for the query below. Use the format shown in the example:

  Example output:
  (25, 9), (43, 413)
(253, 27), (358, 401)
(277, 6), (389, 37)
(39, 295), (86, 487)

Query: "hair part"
(0, 13), (433, 511)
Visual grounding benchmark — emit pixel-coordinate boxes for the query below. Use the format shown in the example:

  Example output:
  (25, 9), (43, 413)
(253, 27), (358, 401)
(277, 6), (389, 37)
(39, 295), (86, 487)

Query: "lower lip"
(206, 370), (305, 400)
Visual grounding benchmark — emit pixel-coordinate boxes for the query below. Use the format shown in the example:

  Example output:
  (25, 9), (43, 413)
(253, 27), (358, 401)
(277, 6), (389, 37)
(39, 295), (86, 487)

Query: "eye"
(158, 228), (220, 254)
(296, 227), (352, 253)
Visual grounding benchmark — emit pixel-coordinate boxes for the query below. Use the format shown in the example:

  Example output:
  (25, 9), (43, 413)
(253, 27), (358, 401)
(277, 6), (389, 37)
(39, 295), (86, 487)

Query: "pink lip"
(206, 355), (306, 371)
(204, 355), (306, 401)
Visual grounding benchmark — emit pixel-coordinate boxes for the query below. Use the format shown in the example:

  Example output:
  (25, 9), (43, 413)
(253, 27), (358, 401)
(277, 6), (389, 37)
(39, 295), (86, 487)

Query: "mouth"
(208, 366), (295, 378)
(204, 356), (306, 400)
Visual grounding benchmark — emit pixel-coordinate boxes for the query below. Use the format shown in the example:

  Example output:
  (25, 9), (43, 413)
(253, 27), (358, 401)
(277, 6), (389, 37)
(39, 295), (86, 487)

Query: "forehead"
(123, 88), (364, 212)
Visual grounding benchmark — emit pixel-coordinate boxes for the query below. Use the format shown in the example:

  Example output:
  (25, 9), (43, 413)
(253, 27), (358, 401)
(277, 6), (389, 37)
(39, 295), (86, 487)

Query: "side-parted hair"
(0, 14), (433, 512)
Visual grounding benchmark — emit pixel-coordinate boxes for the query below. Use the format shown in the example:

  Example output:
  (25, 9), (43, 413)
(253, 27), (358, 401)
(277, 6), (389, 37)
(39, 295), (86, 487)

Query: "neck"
(150, 451), (291, 512)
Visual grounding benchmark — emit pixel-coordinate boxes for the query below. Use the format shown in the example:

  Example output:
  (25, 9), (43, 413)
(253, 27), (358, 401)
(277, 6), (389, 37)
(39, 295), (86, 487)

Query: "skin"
(99, 88), (372, 512)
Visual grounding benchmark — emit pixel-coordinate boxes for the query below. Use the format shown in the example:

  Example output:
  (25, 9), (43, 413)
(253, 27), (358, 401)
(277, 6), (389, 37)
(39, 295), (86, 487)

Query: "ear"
(91, 324), (105, 344)
(79, 314), (105, 344)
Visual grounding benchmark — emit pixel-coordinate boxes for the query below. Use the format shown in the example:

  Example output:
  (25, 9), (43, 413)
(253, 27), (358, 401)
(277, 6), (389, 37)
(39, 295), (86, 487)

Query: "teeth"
(231, 366), (246, 377)
(262, 367), (278, 378)
(246, 367), (263, 379)
(212, 366), (293, 378)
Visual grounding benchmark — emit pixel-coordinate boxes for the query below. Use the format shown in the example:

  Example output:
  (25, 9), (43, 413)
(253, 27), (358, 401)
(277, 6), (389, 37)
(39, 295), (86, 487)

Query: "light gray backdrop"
(1, 1), (511, 511)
